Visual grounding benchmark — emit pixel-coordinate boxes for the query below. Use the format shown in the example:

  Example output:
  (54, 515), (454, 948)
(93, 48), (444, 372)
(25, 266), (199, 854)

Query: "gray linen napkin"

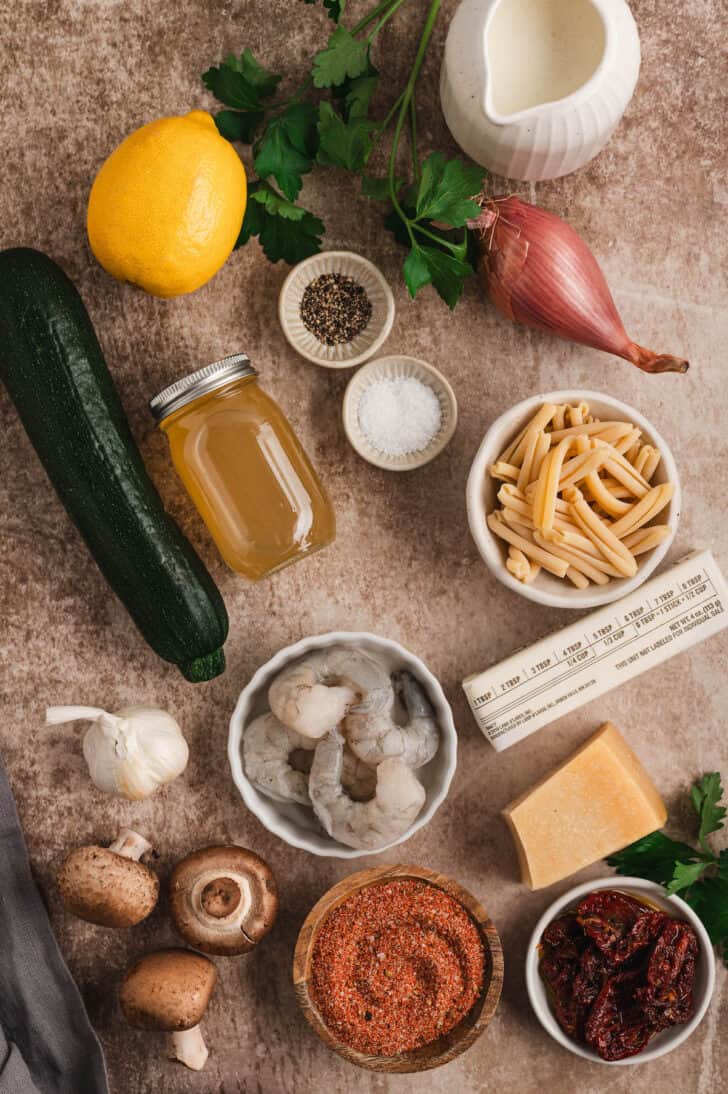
(0, 756), (108, 1094)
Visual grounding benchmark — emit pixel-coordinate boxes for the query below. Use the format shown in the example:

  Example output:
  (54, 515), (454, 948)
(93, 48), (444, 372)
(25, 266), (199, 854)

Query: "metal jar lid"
(149, 353), (257, 422)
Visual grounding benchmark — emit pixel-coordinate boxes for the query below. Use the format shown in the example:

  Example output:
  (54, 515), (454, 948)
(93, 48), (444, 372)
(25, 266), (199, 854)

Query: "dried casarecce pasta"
(632, 444), (661, 480)
(487, 512), (569, 578)
(487, 400), (675, 590)
(506, 546), (540, 584)
(500, 402), (558, 466)
(623, 525), (671, 556)
(562, 486), (638, 577)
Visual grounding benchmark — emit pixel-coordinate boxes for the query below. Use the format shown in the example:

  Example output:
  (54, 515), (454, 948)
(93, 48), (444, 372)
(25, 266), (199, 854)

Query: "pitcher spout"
(483, 0), (611, 124)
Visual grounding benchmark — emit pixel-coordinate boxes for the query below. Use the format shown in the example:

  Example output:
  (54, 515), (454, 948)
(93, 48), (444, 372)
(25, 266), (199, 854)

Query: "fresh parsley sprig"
(608, 772), (728, 965)
(304, 0), (346, 22)
(201, 0), (486, 308)
(239, 183), (324, 265)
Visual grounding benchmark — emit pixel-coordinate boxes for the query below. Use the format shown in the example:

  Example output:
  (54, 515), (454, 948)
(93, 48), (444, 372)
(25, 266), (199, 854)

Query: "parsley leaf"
(402, 246), (432, 296)
(719, 848), (728, 880)
(237, 183), (324, 264)
(312, 27), (369, 88)
(316, 102), (373, 173)
(231, 49), (281, 99)
(666, 859), (712, 895)
(214, 109), (264, 144)
(257, 209), (322, 264)
(203, 50), (281, 110)
(413, 152), (484, 227)
(236, 188), (267, 247)
(403, 241), (473, 309)
(608, 830), (702, 886)
(253, 103), (318, 200)
(331, 55), (378, 121)
(345, 74), (378, 118)
(303, 0), (345, 21)
(691, 772), (726, 853)
(686, 876), (728, 957)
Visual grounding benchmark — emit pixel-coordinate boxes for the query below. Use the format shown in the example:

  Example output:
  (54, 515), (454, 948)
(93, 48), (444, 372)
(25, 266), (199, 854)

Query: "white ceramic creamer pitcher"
(440, 0), (641, 181)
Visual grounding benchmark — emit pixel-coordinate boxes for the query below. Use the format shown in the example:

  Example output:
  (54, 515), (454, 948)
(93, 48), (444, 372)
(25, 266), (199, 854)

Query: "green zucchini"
(0, 248), (228, 682)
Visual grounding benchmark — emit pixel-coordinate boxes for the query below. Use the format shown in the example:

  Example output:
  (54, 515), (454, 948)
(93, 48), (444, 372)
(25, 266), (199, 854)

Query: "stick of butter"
(463, 550), (728, 752)
(502, 722), (666, 890)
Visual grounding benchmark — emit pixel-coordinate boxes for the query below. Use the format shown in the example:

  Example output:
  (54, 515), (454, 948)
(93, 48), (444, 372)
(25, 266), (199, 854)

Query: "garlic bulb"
(46, 705), (189, 800)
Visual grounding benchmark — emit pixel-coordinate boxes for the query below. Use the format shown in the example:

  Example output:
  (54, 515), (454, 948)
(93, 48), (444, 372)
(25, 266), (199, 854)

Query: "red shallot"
(470, 196), (688, 375)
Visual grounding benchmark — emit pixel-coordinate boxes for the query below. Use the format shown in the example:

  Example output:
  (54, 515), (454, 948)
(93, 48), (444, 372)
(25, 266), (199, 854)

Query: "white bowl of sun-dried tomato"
(525, 876), (715, 1065)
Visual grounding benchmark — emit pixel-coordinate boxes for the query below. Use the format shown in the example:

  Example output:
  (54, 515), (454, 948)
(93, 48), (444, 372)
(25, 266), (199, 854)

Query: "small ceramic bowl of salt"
(343, 355), (458, 471)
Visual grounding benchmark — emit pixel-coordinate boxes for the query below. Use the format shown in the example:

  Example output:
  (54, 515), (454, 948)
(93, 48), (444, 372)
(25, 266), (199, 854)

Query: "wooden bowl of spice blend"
(293, 864), (503, 1073)
(278, 251), (395, 368)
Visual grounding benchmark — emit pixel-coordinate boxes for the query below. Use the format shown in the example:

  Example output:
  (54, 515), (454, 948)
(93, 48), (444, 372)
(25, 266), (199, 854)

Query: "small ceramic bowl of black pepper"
(278, 250), (395, 368)
(343, 355), (458, 471)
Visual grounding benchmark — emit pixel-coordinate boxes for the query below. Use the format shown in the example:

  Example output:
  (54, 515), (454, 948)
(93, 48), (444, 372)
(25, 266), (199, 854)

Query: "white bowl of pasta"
(466, 391), (681, 609)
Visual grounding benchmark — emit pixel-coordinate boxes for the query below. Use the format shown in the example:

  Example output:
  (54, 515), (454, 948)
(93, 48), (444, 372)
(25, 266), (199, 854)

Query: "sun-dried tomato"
(541, 912), (584, 957)
(613, 910), (667, 964)
(539, 890), (699, 1062)
(645, 919), (698, 1003)
(573, 944), (607, 1007)
(539, 913), (589, 1037)
(576, 890), (646, 956)
(635, 918), (698, 1031)
(584, 971), (651, 1061)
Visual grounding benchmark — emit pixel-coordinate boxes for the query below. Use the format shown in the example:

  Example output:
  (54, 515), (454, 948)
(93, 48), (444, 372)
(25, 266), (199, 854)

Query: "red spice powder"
(310, 879), (486, 1056)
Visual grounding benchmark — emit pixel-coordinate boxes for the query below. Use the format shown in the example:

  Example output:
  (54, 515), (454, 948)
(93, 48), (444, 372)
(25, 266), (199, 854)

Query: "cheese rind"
(502, 722), (667, 890)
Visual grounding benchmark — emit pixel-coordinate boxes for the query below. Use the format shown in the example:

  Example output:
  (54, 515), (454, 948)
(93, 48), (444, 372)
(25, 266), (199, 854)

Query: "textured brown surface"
(1, 1), (727, 1092)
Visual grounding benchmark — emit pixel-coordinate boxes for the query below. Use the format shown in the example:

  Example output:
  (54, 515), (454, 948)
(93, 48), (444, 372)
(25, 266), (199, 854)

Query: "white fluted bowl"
(343, 355), (458, 471)
(278, 252), (395, 368)
(466, 389), (680, 609)
(228, 632), (458, 858)
(526, 876), (715, 1065)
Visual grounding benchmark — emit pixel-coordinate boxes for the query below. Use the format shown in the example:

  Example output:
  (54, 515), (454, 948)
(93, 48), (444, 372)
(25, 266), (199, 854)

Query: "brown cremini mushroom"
(57, 828), (158, 927)
(169, 845), (278, 956)
(120, 949), (217, 1071)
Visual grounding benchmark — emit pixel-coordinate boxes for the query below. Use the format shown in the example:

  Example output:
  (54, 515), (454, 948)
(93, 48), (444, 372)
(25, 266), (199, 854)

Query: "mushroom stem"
(170, 1025), (208, 1071)
(201, 876), (242, 918)
(108, 828), (152, 862)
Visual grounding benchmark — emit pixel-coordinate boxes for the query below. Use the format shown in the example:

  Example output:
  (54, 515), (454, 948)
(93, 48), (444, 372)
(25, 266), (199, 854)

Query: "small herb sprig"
(201, 0), (485, 308)
(608, 772), (728, 965)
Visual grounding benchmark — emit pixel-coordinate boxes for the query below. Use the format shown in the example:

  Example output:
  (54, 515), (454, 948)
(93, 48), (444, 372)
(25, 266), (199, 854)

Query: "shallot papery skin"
(471, 197), (688, 375)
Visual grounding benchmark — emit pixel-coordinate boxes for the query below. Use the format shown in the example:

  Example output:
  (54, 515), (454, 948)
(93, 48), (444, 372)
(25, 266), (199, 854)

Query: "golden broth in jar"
(151, 355), (335, 580)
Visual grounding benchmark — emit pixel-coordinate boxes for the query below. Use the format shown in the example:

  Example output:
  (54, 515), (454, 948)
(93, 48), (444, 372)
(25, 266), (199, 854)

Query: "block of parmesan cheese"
(502, 722), (666, 890)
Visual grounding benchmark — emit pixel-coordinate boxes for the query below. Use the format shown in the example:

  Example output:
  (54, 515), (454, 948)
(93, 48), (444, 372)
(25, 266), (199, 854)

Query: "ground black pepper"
(300, 272), (372, 345)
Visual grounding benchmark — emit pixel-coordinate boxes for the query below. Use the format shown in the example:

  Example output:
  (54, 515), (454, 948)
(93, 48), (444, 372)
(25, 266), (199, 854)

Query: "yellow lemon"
(87, 111), (246, 298)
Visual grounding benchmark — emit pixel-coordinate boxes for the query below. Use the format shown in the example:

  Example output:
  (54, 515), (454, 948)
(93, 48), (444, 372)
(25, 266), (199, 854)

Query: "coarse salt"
(358, 377), (442, 457)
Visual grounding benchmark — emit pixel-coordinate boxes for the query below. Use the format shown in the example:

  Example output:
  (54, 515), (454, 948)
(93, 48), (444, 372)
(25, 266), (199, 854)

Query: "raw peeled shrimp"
(243, 712), (316, 805)
(268, 646), (393, 740)
(346, 670), (439, 770)
(309, 729), (426, 850)
(341, 747), (376, 802)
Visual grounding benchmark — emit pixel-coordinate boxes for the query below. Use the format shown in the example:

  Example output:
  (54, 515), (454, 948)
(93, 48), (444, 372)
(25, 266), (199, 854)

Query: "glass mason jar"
(150, 354), (335, 580)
